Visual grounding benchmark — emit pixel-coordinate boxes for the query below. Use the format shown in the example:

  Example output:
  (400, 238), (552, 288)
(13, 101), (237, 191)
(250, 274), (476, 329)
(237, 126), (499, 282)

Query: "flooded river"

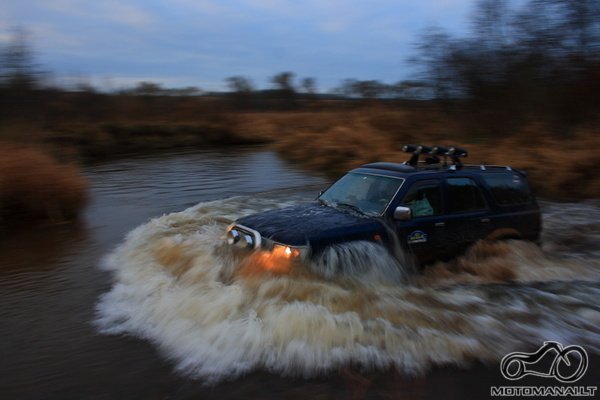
(1, 148), (599, 399)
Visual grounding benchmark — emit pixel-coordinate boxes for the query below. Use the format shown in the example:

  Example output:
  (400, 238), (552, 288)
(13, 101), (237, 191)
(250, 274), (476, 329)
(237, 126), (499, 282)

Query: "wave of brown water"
(95, 197), (600, 384)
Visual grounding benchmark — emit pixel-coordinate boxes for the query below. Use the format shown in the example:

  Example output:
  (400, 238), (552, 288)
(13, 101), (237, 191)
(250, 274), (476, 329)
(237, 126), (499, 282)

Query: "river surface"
(1, 147), (599, 399)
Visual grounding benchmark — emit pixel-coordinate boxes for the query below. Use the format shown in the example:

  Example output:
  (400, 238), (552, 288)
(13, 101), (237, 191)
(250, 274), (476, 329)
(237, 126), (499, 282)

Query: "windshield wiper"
(335, 202), (363, 214)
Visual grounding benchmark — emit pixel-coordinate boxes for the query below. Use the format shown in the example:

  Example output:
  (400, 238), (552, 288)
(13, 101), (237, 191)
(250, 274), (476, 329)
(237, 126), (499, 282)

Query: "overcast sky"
(2, 0), (479, 92)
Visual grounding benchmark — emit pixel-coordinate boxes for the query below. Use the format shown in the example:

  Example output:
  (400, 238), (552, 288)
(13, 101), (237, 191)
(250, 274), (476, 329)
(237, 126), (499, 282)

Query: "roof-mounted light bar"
(402, 144), (468, 167)
(446, 146), (468, 158)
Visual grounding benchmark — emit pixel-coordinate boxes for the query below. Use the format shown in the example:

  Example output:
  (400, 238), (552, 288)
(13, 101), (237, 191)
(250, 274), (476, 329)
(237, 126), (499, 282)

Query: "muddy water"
(1, 148), (600, 399)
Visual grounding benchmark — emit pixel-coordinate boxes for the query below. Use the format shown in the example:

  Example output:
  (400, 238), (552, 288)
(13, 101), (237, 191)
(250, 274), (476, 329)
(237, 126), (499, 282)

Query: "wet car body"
(227, 145), (542, 267)
(234, 202), (393, 255)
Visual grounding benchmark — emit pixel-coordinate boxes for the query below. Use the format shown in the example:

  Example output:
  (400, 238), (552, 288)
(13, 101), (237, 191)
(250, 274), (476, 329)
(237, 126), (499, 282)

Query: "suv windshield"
(318, 173), (404, 216)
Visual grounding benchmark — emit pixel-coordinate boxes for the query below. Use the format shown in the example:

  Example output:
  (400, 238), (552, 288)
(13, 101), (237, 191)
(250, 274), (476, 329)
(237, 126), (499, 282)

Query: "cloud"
(46, 0), (155, 29)
(2, 0), (478, 91)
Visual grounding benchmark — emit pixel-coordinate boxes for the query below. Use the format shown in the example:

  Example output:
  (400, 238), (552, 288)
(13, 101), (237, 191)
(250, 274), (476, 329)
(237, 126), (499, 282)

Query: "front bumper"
(226, 223), (309, 260)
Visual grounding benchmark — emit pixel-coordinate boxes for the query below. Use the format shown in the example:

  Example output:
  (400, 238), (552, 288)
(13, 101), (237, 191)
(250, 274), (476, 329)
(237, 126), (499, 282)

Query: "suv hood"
(236, 202), (389, 249)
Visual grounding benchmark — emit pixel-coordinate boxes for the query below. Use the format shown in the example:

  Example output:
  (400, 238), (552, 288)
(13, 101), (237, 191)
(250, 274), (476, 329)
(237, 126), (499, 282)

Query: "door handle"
(481, 218), (491, 223)
(435, 222), (445, 227)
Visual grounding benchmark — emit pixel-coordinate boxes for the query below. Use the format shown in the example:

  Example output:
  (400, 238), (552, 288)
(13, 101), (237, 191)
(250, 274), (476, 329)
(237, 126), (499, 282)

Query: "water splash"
(311, 240), (411, 285)
(95, 196), (600, 383)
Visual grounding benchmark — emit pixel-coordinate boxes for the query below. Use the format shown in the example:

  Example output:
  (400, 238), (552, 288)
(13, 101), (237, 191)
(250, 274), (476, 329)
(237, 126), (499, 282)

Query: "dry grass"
(0, 142), (88, 227)
(1, 106), (597, 205)
(232, 109), (599, 199)
(465, 124), (600, 199)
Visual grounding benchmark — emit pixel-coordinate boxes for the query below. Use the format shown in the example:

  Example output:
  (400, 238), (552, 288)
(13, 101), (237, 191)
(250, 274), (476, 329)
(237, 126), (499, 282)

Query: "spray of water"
(95, 196), (600, 383)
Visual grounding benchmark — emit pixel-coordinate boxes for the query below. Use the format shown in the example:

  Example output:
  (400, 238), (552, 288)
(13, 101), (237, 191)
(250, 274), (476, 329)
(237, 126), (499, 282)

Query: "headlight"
(272, 243), (308, 260)
(240, 234), (255, 248)
(226, 224), (307, 261)
(226, 229), (240, 245)
(225, 224), (261, 249)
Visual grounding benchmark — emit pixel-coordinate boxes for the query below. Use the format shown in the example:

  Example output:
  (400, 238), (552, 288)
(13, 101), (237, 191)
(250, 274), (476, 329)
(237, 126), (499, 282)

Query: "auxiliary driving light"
(240, 234), (255, 248)
(447, 146), (468, 157)
(401, 144), (418, 153)
(431, 145), (449, 155)
(227, 229), (240, 245)
(415, 144), (433, 154)
(226, 224), (261, 249)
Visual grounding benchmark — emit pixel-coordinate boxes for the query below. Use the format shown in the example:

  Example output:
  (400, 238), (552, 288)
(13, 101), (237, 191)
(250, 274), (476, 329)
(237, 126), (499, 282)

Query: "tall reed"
(0, 142), (88, 227)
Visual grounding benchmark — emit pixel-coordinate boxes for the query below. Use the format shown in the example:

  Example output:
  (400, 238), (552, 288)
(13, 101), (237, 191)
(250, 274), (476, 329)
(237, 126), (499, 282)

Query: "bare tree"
(270, 72), (295, 92)
(0, 27), (43, 90)
(134, 81), (163, 97)
(300, 77), (317, 94)
(269, 72), (297, 109)
(226, 76), (255, 109)
(0, 27), (48, 120)
(226, 76), (254, 93)
(412, 0), (600, 132)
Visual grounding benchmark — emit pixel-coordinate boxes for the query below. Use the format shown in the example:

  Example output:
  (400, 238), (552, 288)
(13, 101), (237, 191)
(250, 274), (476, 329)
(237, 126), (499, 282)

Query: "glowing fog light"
(272, 243), (305, 259)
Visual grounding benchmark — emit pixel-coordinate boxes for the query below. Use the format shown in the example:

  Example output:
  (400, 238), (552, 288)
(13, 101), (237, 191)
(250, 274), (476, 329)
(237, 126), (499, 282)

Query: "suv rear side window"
(447, 177), (486, 213)
(400, 179), (442, 217)
(482, 173), (534, 205)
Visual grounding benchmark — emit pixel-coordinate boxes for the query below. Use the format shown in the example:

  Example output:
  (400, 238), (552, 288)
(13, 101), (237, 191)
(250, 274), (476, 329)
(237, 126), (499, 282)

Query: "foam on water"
(95, 196), (600, 383)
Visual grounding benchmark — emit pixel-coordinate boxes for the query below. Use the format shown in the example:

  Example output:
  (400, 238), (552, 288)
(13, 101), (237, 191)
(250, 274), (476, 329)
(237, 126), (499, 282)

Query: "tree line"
(1, 0), (598, 132)
(413, 0), (600, 134)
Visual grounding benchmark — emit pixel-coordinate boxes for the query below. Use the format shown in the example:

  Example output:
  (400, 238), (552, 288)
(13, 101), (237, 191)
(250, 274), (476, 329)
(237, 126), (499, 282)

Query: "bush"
(0, 142), (88, 227)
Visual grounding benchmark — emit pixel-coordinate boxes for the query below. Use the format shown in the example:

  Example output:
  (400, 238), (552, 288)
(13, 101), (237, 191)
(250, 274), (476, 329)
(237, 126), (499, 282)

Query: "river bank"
(1, 107), (598, 226)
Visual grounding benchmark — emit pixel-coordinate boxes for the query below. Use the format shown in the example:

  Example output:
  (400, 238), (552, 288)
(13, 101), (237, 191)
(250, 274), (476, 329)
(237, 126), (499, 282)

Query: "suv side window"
(481, 172), (534, 205)
(400, 179), (442, 217)
(447, 177), (486, 213)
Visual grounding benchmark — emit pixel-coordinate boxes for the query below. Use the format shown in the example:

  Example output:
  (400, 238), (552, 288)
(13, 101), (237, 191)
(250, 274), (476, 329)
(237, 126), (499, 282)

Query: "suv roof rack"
(402, 144), (468, 168)
(401, 144), (514, 172)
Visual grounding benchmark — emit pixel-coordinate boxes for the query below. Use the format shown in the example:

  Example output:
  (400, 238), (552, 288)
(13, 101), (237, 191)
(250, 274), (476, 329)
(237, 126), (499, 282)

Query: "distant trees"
(225, 73), (321, 110)
(3, 0), (598, 130)
(268, 72), (295, 109)
(226, 76), (255, 109)
(412, 0), (600, 133)
(300, 77), (317, 96)
(0, 27), (48, 120)
(335, 78), (429, 102)
(0, 27), (44, 90)
(341, 79), (387, 99)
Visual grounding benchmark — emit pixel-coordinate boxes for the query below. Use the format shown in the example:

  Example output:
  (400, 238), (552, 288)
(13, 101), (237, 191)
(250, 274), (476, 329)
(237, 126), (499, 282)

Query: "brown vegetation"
(1, 105), (598, 211)
(0, 142), (88, 229)
(233, 108), (599, 200)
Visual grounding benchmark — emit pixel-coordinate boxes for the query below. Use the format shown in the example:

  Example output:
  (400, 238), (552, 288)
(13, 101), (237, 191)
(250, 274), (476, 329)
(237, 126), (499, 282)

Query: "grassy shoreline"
(0, 142), (88, 230)
(238, 109), (599, 200)
(1, 107), (598, 228)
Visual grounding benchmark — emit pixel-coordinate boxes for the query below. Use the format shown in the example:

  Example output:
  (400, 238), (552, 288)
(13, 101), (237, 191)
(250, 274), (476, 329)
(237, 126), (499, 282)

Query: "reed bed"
(1, 105), (597, 228)
(234, 110), (598, 199)
(0, 142), (88, 228)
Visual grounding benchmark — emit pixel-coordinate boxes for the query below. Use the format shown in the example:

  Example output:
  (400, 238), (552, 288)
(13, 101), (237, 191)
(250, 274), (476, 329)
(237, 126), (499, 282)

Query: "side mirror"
(394, 206), (412, 221)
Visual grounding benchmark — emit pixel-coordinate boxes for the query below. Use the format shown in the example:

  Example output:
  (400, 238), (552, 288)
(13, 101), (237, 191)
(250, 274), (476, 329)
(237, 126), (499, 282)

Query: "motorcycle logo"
(500, 341), (588, 383)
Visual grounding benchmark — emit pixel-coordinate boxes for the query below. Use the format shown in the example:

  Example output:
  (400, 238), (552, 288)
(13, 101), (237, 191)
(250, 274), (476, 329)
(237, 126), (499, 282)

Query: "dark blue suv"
(226, 145), (541, 267)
